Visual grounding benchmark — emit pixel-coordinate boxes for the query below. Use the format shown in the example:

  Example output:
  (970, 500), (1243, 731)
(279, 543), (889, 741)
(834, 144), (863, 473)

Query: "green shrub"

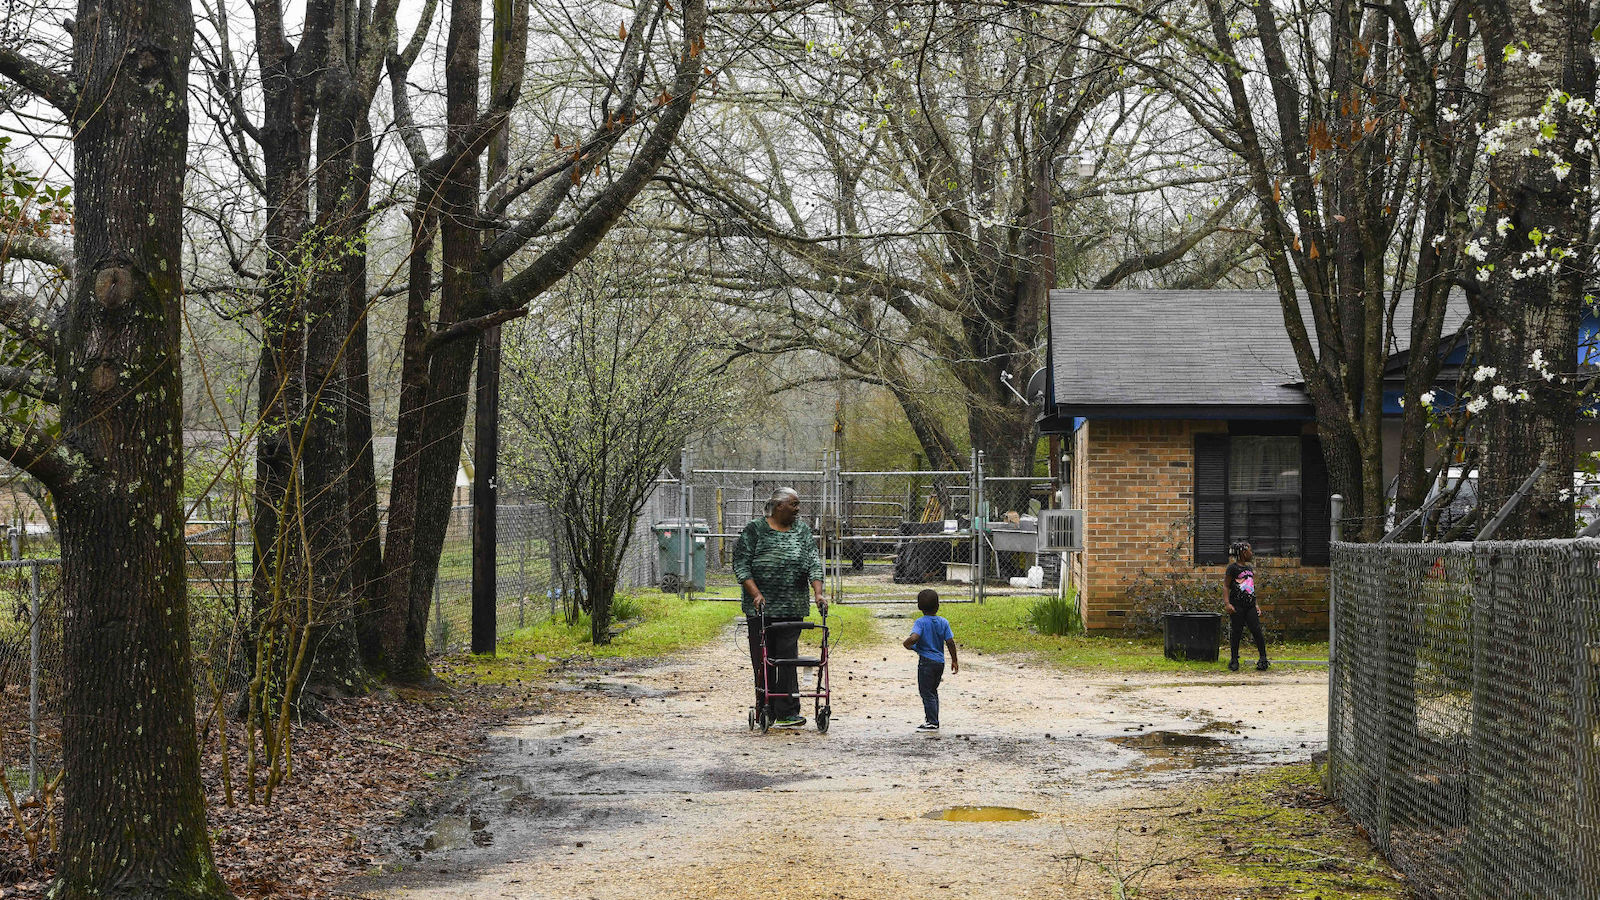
(1025, 590), (1082, 636)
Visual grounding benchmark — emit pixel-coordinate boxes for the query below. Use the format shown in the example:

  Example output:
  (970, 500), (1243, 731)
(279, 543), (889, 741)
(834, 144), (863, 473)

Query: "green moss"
(941, 597), (1328, 673)
(1176, 764), (1407, 898)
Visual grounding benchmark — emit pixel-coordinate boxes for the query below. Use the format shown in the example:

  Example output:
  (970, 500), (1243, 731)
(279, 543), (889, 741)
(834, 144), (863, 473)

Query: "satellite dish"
(1025, 367), (1048, 405)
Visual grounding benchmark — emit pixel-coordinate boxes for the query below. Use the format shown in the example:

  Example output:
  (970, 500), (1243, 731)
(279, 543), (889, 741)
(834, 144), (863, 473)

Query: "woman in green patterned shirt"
(735, 487), (827, 728)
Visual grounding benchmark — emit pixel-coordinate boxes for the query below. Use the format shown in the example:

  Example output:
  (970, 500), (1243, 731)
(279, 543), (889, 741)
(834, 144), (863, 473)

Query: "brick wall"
(1070, 419), (1329, 636)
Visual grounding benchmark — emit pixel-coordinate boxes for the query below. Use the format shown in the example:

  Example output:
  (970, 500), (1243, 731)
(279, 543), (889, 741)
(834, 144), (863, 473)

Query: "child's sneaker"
(916, 722), (939, 731)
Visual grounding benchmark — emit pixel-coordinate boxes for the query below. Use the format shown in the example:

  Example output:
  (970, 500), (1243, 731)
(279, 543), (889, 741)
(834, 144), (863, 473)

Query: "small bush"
(1025, 590), (1082, 635)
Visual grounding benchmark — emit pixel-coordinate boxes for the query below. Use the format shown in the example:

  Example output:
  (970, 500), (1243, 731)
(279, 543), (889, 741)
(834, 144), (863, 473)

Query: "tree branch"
(426, 305), (529, 351)
(0, 47), (74, 116)
(0, 417), (85, 494)
(1, 233), (74, 276)
(0, 288), (60, 356)
(0, 366), (59, 403)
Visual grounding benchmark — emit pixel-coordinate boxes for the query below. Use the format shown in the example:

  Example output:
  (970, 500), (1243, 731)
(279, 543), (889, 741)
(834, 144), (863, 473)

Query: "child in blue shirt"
(903, 588), (958, 731)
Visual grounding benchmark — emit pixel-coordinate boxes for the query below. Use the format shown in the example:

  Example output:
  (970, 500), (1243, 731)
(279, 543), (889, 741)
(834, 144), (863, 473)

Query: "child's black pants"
(917, 657), (944, 726)
(1229, 600), (1267, 663)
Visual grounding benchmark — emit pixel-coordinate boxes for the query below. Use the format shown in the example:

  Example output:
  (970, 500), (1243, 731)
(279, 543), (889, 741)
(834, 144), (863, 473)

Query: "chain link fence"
(425, 503), (567, 653)
(0, 556), (60, 801)
(1328, 538), (1600, 899)
(649, 457), (1066, 605)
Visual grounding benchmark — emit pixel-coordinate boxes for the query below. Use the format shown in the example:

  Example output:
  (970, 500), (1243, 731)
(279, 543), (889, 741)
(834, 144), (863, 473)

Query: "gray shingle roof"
(1047, 289), (1467, 414)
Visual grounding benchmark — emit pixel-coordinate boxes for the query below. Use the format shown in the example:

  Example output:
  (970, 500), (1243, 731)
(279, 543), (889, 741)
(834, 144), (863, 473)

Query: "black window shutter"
(1300, 434), (1331, 565)
(1194, 434), (1229, 565)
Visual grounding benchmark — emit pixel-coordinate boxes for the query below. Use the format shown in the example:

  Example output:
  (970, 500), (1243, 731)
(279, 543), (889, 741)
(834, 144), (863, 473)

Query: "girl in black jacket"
(1224, 541), (1269, 672)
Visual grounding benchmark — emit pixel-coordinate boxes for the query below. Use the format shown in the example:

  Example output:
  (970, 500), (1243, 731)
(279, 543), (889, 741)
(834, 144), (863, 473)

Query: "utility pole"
(471, 326), (501, 655)
(471, 0), (519, 656)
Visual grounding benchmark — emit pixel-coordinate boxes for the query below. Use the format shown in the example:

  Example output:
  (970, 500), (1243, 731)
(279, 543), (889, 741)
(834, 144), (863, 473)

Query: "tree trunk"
(378, 0), (485, 680)
(250, 0), (315, 665)
(53, 0), (228, 891)
(298, 49), (367, 695)
(346, 116), (385, 670)
(1474, 0), (1593, 538)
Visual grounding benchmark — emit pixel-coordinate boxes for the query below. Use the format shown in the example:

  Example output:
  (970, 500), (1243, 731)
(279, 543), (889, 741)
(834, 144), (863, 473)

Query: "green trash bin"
(652, 518), (708, 592)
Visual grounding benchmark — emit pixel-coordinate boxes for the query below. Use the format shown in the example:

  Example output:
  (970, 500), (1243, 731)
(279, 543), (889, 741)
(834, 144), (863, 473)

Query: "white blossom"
(1527, 51), (1544, 68)
(1492, 385), (1512, 401)
(1467, 395), (1489, 415)
(1473, 365), (1498, 382)
(1497, 217), (1513, 235)
(1420, 390), (1437, 406)
(1464, 237), (1489, 260)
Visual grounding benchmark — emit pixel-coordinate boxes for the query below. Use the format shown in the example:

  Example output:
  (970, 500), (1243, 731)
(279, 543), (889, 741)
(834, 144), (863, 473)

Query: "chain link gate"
(671, 451), (1064, 606)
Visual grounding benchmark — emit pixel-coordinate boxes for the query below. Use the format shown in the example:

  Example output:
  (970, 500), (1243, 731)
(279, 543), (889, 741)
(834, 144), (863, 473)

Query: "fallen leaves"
(0, 663), (543, 899)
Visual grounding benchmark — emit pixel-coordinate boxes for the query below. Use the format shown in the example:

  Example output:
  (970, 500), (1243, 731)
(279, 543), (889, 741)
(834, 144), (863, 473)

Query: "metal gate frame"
(678, 450), (1057, 605)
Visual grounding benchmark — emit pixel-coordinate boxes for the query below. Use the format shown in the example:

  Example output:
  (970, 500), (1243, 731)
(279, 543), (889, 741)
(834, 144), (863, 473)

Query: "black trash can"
(1162, 612), (1222, 662)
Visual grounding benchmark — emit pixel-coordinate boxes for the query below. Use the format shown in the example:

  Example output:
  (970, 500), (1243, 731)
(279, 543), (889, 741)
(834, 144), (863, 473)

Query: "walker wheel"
(748, 707), (757, 731)
(816, 706), (831, 734)
(758, 708), (773, 733)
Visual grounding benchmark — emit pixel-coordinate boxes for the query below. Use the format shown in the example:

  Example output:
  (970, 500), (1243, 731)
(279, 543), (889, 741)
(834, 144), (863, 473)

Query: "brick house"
(1037, 289), (1470, 635)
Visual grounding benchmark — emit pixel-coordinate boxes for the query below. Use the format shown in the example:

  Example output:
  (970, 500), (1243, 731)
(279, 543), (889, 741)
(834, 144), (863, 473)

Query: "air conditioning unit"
(1038, 509), (1084, 552)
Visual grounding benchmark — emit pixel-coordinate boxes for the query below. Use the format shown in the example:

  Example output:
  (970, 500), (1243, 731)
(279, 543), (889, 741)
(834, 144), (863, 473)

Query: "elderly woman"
(734, 487), (827, 728)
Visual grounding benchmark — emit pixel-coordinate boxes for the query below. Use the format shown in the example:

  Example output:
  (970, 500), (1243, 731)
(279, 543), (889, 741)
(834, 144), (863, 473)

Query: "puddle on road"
(1105, 730), (1240, 775)
(1110, 731), (1226, 750)
(923, 806), (1039, 822)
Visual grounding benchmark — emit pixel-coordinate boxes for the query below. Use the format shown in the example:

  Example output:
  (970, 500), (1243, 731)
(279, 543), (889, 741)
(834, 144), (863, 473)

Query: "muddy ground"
(353, 609), (1337, 899)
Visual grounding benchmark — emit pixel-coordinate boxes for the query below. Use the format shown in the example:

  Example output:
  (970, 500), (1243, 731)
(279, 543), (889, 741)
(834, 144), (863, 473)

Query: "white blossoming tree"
(1460, 0), (1595, 538)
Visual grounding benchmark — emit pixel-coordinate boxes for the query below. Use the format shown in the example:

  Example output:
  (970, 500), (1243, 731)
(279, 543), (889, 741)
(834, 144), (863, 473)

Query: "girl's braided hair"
(1229, 540), (1252, 559)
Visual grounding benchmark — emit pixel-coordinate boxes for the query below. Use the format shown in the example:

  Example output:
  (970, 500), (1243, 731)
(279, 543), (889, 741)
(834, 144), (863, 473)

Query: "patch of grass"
(1173, 763), (1407, 898)
(438, 589), (743, 688)
(942, 596), (1327, 673)
(1024, 590), (1083, 635)
(810, 603), (876, 649)
(610, 592), (644, 622)
(506, 588), (741, 660)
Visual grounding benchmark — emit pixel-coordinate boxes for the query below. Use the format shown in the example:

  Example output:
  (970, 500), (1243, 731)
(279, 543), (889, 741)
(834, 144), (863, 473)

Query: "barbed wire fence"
(1327, 538), (1600, 899)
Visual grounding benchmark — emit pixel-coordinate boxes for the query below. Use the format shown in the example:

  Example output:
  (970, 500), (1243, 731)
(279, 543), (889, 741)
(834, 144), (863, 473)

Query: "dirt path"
(357, 610), (1328, 899)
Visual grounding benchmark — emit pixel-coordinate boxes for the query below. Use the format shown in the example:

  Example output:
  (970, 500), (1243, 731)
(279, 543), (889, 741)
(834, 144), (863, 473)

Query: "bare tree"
(662, 0), (1244, 475)
(1137, 0), (1484, 539)
(376, 0), (710, 680)
(502, 240), (737, 643)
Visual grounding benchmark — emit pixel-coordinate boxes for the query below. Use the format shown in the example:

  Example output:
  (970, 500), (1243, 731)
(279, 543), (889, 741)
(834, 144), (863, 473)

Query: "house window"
(1227, 436), (1301, 557)
(1194, 432), (1330, 566)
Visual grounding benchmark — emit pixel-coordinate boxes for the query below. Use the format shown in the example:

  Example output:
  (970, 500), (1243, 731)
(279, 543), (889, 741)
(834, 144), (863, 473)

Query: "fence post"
(679, 447), (691, 600)
(1326, 495), (1342, 797)
(1329, 494), (1342, 667)
(27, 560), (39, 797)
(433, 575), (445, 651)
